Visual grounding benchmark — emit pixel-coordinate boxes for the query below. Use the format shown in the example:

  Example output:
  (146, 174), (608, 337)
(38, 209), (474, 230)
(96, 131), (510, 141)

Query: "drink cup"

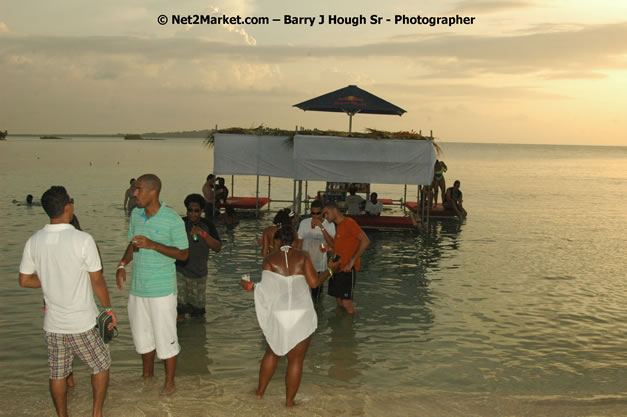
(241, 273), (251, 282)
(320, 243), (327, 253)
(132, 240), (139, 252)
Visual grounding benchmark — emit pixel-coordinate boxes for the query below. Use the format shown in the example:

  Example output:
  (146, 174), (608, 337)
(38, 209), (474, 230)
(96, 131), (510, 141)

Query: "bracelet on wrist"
(327, 267), (334, 277)
(201, 231), (207, 238)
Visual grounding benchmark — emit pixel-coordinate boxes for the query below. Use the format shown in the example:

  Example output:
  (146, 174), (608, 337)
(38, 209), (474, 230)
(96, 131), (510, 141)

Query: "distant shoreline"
(8, 129), (212, 139)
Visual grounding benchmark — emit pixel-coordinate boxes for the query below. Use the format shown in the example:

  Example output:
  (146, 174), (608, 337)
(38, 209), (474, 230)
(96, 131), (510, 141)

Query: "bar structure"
(212, 133), (442, 227)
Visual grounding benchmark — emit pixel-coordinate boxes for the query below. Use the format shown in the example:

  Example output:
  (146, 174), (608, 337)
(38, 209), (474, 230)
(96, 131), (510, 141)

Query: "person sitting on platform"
(215, 177), (229, 206)
(345, 185), (364, 216)
(443, 180), (467, 219)
(364, 192), (383, 216)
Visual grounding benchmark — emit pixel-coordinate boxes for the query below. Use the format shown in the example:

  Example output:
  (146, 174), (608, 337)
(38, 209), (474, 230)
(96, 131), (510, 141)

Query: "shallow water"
(1, 137), (626, 416)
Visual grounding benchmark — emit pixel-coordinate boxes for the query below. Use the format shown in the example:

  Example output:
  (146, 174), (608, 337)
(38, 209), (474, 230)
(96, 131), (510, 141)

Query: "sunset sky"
(1, 0), (626, 146)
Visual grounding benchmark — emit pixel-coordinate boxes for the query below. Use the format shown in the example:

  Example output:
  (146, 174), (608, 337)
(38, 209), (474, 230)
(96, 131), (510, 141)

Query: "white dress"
(254, 270), (317, 356)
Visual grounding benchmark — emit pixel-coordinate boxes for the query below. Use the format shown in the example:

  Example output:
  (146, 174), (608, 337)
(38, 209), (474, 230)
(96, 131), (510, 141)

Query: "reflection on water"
(326, 311), (360, 383)
(2, 139), (627, 416)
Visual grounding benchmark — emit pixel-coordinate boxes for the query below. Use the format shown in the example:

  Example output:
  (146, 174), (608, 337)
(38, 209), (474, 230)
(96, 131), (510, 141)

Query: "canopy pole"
(212, 179), (216, 217)
(349, 114), (353, 133)
(267, 176), (271, 211)
(296, 180), (303, 215)
(304, 181), (309, 212)
(403, 184), (407, 214)
(231, 175), (234, 198)
(255, 175), (260, 219)
(292, 180), (297, 212)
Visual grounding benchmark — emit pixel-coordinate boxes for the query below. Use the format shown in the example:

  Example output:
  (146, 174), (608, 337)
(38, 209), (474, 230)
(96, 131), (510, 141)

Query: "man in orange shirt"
(322, 201), (370, 314)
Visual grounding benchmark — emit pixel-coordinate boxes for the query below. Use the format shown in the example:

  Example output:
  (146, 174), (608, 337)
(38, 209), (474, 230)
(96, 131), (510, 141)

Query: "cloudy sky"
(1, 0), (626, 145)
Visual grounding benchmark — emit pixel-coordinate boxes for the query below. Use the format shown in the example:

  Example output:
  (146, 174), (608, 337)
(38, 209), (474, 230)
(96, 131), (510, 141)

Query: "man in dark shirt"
(175, 194), (222, 319)
(443, 180), (468, 220)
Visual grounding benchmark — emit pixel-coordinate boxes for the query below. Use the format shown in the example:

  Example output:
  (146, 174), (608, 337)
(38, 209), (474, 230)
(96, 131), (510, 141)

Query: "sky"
(1, 0), (626, 146)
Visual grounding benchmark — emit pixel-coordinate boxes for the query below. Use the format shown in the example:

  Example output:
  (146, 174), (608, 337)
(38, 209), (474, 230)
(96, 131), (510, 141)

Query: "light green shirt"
(128, 202), (188, 297)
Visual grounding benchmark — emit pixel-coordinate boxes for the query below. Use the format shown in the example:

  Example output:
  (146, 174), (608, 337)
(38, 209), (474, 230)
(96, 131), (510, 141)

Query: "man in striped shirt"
(116, 174), (189, 394)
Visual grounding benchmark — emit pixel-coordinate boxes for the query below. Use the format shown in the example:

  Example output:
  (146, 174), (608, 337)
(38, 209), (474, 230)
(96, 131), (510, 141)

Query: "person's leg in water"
(256, 345), (279, 399)
(341, 299), (356, 315)
(285, 337), (311, 407)
(90, 369), (109, 417)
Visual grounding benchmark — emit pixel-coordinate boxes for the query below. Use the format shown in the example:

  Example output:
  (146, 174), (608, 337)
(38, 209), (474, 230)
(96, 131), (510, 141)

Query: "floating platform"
(404, 202), (458, 218)
(217, 197), (270, 210)
(348, 214), (417, 229)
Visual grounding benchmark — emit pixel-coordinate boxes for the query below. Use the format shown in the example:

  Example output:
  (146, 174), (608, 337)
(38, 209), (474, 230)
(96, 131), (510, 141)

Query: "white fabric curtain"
(213, 133), (436, 185)
(292, 135), (435, 185)
(213, 134), (294, 178)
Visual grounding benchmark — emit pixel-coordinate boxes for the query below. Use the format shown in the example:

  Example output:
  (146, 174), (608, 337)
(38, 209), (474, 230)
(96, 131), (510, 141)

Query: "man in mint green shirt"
(116, 174), (188, 394)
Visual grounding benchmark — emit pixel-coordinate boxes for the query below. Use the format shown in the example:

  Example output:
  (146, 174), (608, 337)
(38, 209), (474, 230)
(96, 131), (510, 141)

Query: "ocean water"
(0, 137), (626, 416)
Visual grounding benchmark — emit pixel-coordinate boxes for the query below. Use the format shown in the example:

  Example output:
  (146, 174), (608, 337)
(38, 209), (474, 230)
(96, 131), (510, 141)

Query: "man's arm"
(204, 234), (221, 252)
(205, 219), (222, 252)
(116, 242), (134, 290)
(320, 226), (335, 248)
(89, 270), (118, 328)
(19, 273), (41, 288)
(132, 235), (189, 261)
(262, 230), (271, 256)
(343, 230), (370, 272)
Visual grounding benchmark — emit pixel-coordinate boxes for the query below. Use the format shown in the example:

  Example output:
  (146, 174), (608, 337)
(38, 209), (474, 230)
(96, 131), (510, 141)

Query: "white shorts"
(128, 293), (180, 360)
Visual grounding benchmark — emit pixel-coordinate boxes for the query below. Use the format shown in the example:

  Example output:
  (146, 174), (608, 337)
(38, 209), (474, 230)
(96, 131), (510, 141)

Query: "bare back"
(263, 247), (320, 288)
(202, 181), (215, 203)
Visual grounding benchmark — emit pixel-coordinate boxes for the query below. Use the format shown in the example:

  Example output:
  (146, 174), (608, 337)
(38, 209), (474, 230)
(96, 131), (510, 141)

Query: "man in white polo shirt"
(19, 186), (117, 417)
(295, 200), (336, 300)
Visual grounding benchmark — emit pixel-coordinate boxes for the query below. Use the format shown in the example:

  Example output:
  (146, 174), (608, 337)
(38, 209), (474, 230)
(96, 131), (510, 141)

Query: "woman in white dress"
(241, 225), (339, 407)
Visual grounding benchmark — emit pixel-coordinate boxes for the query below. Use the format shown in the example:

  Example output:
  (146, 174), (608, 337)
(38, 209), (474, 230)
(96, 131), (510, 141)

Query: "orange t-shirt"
(334, 217), (364, 271)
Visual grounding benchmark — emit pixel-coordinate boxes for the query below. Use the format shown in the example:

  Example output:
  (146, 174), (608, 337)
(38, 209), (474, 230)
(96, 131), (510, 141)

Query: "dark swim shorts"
(328, 269), (356, 300)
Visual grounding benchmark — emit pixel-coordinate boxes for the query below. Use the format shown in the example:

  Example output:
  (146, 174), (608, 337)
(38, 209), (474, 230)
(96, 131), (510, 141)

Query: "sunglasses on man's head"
(311, 211), (322, 215)
(187, 208), (201, 213)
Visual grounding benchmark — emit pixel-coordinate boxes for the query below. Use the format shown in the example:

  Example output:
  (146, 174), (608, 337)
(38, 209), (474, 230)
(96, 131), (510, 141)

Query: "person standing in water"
(322, 201), (370, 315)
(116, 174), (189, 394)
(19, 186), (117, 417)
(124, 178), (137, 214)
(175, 194), (222, 319)
(295, 200), (336, 301)
(241, 225), (339, 407)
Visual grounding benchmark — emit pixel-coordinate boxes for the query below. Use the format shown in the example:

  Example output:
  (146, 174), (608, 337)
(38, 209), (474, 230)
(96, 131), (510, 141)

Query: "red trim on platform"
(404, 202), (457, 217)
(348, 215), (415, 229)
(217, 197), (270, 209)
